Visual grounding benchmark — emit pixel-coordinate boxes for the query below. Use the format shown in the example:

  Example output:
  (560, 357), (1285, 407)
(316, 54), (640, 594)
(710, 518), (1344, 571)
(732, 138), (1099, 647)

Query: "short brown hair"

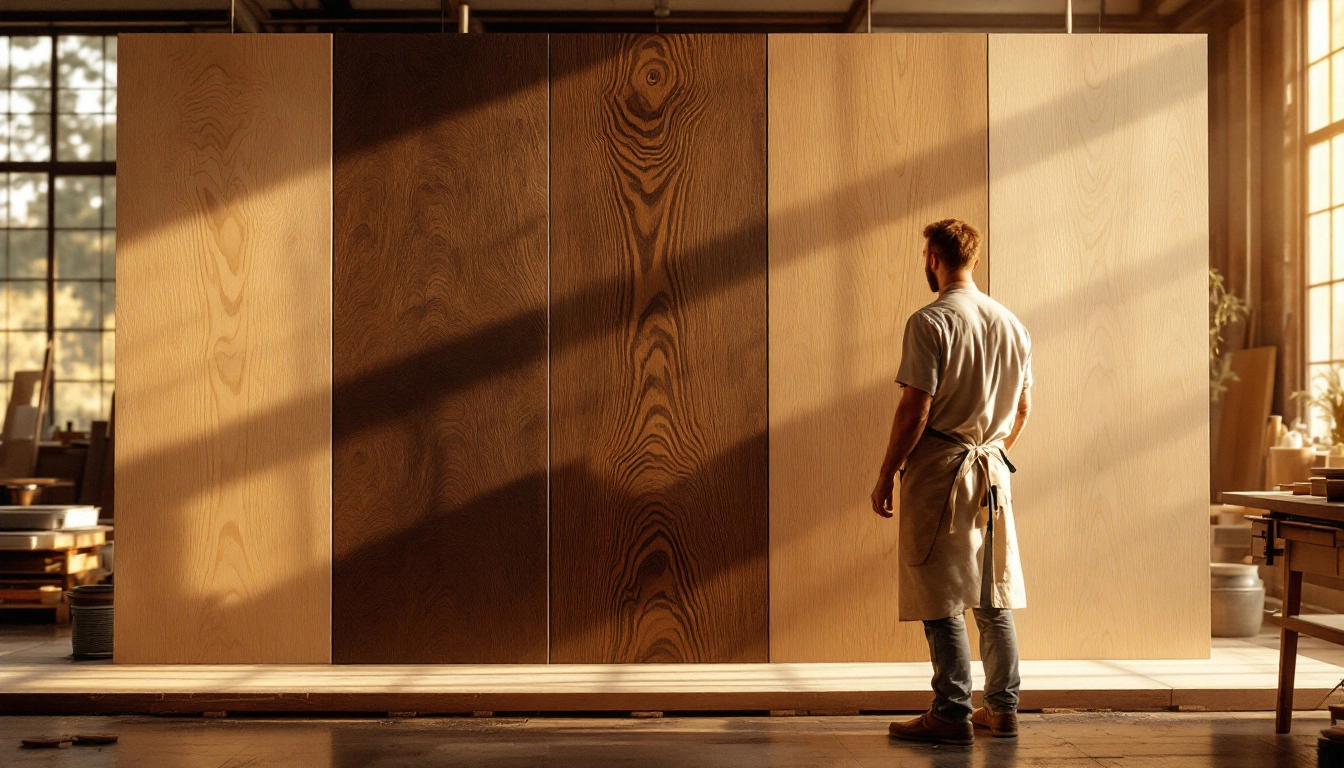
(922, 219), (981, 271)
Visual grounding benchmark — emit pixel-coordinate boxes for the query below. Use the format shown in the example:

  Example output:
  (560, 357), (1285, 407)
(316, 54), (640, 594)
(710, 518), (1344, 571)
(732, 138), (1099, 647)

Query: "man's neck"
(939, 277), (977, 296)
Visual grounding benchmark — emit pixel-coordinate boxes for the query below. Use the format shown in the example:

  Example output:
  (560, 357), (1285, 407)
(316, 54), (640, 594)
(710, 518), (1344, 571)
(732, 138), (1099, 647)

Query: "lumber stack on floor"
(0, 642), (1335, 713)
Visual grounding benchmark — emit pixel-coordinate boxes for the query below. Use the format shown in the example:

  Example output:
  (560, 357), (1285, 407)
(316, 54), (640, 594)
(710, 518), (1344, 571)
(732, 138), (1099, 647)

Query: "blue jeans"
(922, 607), (1021, 723)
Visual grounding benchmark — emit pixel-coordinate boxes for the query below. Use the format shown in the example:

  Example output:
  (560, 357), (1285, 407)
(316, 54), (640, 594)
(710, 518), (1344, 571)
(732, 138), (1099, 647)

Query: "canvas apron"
(898, 427), (1026, 621)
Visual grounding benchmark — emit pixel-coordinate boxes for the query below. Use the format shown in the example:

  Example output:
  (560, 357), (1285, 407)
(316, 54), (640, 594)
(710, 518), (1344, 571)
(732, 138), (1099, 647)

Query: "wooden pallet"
(0, 601), (69, 623)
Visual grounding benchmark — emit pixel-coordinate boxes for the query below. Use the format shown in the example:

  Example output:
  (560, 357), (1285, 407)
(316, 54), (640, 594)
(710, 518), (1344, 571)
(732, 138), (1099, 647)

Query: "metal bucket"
(1211, 563), (1264, 638)
(67, 584), (113, 660)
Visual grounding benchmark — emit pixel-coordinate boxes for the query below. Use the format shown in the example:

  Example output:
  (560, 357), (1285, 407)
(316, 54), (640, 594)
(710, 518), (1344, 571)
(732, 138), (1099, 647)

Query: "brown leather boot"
(971, 706), (1019, 738)
(887, 710), (974, 746)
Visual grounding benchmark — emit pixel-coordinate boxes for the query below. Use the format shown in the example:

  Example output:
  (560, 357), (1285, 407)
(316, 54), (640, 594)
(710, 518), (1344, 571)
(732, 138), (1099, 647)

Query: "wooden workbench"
(1225, 490), (1344, 733)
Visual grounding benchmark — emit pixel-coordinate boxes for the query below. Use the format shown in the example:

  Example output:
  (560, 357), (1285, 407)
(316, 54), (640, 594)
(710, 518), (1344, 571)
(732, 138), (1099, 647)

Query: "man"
(870, 219), (1033, 746)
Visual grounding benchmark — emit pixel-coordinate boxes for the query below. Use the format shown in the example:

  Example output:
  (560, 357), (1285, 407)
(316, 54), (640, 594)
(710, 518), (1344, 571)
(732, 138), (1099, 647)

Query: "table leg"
(1277, 567), (1303, 734)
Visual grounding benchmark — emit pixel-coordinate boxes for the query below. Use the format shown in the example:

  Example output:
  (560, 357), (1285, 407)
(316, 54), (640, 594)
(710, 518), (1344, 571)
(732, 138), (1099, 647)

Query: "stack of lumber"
(0, 507), (107, 623)
(1280, 468), (1344, 502)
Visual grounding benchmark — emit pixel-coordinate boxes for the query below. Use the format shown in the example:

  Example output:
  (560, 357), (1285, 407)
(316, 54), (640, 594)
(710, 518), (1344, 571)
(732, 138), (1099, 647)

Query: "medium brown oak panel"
(989, 34), (1209, 658)
(768, 34), (989, 662)
(332, 35), (549, 664)
(549, 34), (769, 663)
(115, 34), (332, 663)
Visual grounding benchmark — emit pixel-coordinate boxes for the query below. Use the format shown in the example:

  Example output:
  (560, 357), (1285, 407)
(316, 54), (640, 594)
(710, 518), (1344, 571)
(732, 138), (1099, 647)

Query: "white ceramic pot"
(1210, 563), (1265, 638)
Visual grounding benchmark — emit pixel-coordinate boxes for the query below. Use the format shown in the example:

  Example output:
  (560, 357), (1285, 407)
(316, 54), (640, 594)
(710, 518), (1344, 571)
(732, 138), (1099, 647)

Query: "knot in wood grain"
(619, 38), (684, 134)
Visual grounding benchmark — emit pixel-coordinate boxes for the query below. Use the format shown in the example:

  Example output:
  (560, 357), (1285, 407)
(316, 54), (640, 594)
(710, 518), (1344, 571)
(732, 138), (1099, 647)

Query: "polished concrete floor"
(0, 711), (1331, 767)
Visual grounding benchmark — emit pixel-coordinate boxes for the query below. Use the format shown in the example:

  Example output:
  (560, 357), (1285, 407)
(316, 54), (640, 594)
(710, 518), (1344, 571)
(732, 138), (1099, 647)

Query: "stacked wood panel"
(988, 34), (1210, 658)
(548, 35), (770, 663)
(331, 35), (550, 664)
(115, 33), (1211, 665)
(115, 35), (333, 663)
(767, 34), (989, 662)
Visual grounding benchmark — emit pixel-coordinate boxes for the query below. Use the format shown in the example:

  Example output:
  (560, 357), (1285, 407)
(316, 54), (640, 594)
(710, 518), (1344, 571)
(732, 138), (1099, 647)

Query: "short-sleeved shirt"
(895, 282), (1032, 446)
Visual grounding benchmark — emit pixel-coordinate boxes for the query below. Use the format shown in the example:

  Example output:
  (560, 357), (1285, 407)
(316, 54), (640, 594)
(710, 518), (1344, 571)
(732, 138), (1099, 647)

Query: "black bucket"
(66, 584), (113, 660)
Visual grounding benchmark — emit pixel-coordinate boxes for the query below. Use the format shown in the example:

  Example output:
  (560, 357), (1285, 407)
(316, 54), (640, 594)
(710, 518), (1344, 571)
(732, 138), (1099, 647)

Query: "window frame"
(1, 34), (115, 431)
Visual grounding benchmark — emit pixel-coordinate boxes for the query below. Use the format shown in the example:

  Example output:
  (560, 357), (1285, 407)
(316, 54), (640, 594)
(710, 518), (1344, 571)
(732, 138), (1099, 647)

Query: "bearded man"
(871, 218), (1033, 746)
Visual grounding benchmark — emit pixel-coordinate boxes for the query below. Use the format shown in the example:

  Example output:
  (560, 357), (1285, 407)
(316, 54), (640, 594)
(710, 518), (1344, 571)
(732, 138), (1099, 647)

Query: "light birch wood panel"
(115, 34), (332, 663)
(988, 34), (1210, 658)
(768, 34), (989, 662)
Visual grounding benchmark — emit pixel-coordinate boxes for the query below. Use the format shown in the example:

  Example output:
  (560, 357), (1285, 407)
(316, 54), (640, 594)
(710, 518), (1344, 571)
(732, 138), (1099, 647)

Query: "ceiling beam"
(265, 8), (847, 33)
(1167, 0), (1230, 31)
(0, 9), (228, 33)
(870, 11), (1169, 31)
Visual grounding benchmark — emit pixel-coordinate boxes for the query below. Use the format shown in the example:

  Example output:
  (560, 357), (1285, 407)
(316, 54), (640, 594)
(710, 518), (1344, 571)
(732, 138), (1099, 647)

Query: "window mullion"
(45, 35), (55, 432)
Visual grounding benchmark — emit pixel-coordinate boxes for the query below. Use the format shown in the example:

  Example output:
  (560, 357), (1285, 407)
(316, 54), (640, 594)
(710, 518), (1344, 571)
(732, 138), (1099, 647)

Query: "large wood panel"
(549, 35), (769, 663)
(989, 34), (1210, 658)
(332, 35), (549, 664)
(114, 34), (332, 663)
(768, 34), (990, 662)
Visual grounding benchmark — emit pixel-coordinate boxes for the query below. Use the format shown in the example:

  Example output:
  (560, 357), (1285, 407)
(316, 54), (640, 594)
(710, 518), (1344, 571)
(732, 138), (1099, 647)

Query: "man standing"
(870, 219), (1033, 746)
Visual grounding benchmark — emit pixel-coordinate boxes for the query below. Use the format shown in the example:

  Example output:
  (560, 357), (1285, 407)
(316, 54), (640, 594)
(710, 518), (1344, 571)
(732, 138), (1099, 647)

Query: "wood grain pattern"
(549, 34), (769, 663)
(988, 34), (1210, 658)
(331, 35), (549, 664)
(767, 34), (989, 662)
(114, 34), (332, 664)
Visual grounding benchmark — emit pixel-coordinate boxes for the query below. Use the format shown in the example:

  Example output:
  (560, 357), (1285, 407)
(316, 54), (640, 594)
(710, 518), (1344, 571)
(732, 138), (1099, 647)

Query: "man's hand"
(871, 473), (895, 518)
(870, 385), (931, 520)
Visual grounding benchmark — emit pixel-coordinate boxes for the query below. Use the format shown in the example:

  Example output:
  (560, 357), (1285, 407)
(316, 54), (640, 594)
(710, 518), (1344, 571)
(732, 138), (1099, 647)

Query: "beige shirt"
(894, 282), (1032, 620)
(895, 282), (1032, 444)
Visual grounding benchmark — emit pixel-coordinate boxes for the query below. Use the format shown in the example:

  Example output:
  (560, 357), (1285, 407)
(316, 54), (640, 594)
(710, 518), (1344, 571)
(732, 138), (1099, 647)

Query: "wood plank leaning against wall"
(115, 34), (333, 663)
(768, 33), (989, 662)
(989, 34), (1210, 659)
(549, 34), (770, 663)
(332, 35), (549, 664)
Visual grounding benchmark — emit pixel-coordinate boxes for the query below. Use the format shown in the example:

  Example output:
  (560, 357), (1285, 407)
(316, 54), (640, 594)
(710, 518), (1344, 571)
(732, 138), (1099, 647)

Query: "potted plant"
(1210, 268), (1248, 403)
(1293, 365), (1344, 451)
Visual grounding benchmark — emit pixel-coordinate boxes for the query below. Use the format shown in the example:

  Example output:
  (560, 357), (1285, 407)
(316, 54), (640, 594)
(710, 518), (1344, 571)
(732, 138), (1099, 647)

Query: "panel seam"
(545, 32), (552, 666)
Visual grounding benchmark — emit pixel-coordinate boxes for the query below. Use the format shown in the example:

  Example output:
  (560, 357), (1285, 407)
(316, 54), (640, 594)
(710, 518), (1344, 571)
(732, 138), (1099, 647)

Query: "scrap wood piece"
(72, 734), (117, 745)
(1213, 347), (1277, 496)
(21, 737), (71, 748)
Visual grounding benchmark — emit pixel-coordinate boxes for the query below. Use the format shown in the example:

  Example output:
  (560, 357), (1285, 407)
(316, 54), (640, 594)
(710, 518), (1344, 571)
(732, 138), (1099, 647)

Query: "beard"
(925, 265), (939, 293)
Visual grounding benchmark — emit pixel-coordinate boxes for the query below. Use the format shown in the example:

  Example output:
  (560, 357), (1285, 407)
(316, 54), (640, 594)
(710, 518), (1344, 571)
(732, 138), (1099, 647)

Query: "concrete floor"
(0, 711), (1331, 767)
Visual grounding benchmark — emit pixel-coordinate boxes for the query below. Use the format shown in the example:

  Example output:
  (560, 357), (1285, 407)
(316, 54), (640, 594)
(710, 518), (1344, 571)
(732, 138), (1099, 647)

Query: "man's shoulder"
(964, 291), (1029, 334)
(907, 302), (953, 334)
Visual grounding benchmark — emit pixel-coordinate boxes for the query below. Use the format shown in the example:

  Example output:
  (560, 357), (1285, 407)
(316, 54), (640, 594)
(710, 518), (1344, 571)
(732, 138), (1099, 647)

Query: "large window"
(0, 35), (115, 430)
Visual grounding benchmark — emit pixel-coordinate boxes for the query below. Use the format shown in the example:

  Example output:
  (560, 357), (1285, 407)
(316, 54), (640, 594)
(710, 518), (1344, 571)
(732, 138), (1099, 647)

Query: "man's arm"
(870, 385), (933, 518)
(1004, 386), (1032, 451)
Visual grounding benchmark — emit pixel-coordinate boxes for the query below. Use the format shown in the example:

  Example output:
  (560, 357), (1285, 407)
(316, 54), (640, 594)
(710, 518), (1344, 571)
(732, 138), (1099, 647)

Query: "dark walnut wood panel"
(332, 35), (549, 664)
(549, 34), (769, 663)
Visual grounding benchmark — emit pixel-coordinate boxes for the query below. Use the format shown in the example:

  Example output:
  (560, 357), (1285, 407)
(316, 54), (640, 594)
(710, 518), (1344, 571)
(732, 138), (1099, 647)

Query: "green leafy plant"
(1293, 366), (1344, 448)
(1210, 268), (1248, 403)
